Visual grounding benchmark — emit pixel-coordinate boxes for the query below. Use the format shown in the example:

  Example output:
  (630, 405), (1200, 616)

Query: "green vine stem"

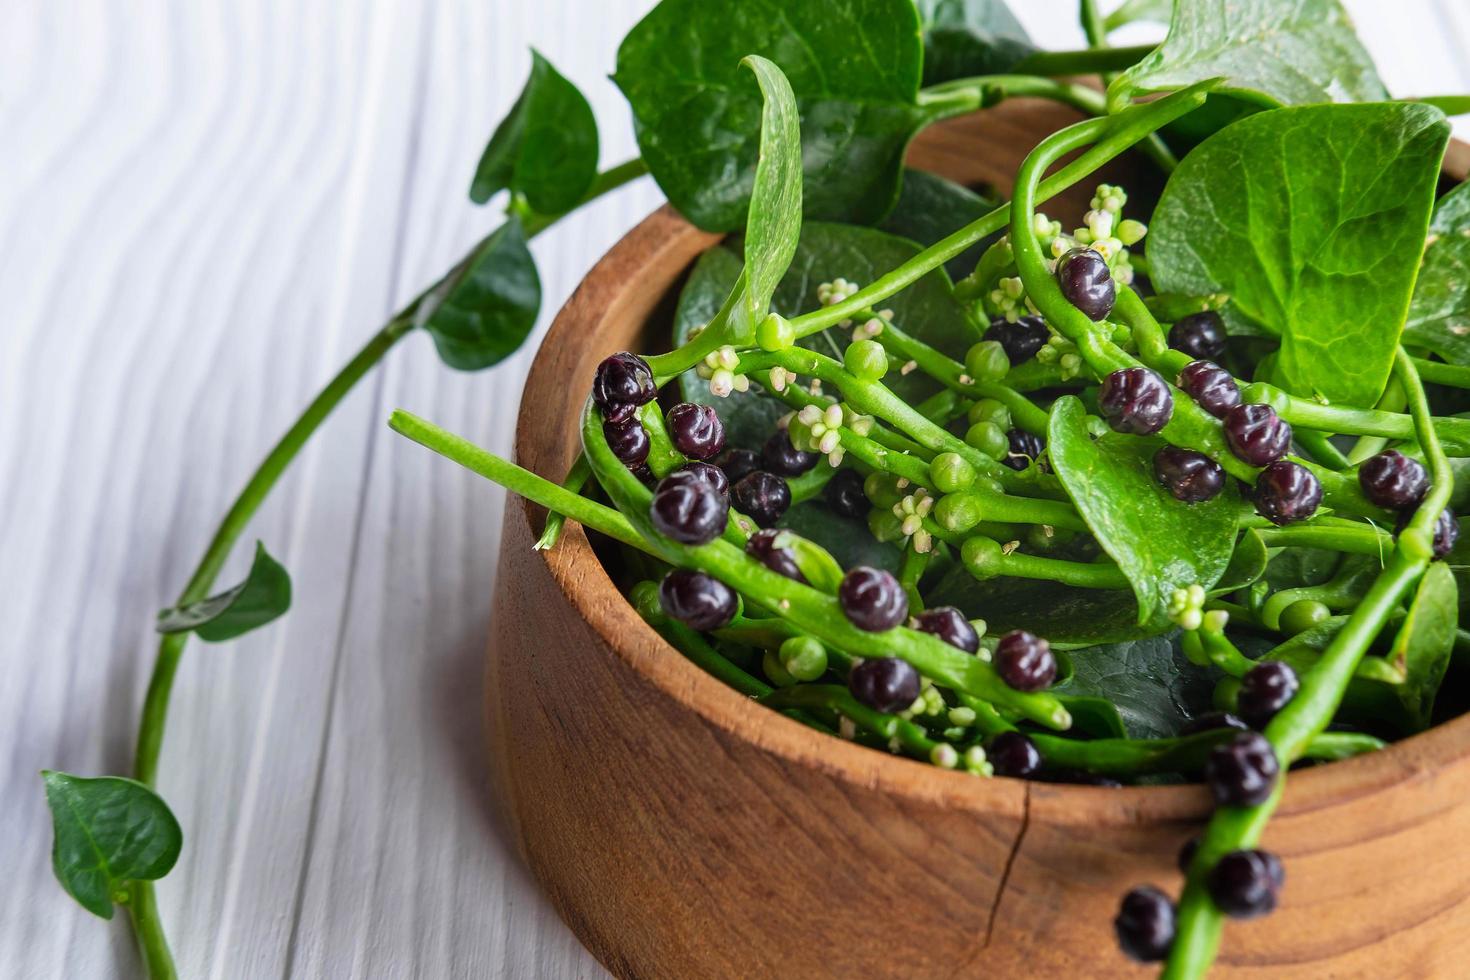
(1163, 351), (1454, 979)
(123, 159), (647, 976)
(1014, 43), (1157, 76)
(1242, 380), (1470, 455)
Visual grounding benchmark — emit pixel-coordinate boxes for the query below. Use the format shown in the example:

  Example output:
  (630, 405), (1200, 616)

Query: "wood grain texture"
(2, 2), (1468, 978)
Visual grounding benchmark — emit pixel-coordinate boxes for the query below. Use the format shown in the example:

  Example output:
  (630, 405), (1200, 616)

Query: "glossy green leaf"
(675, 222), (981, 443)
(1055, 694), (1130, 740)
(42, 772), (182, 919)
(1389, 561), (1458, 730)
(772, 528), (846, 591)
(468, 50), (599, 214)
(614, 0), (926, 230)
(1264, 546), (1343, 591)
(1148, 103), (1449, 406)
(415, 216), (541, 371)
(923, 571), (1167, 647)
(777, 501), (903, 574)
(1047, 398), (1238, 623)
(878, 168), (1000, 280)
(913, 0), (1035, 86)
(1107, 0), (1386, 110)
(156, 541), (291, 642)
(738, 56), (803, 333)
(1405, 180), (1470, 364)
(1214, 529), (1269, 594)
(1055, 634), (1217, 739)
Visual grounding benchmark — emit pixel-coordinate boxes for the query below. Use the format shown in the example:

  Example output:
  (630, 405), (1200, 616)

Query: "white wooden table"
(3, 2), (1467, 977)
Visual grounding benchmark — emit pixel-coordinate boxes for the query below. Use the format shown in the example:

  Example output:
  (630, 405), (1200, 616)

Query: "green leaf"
(737, 56), (803, 332)
(1055, 694), (1130, 739)
(1107, 0), (1386, 110)
(777, 499), (903, 573)
(1048, 398), (1238, 623)
(878, 168), (1001, 280)
(913, 0), (1036, 86)
(772, 528), (846, 591)
(156, 541), (291, 642)
(1147, 103), (1450, 406)
(1054, 634), (1217, 739)
(1389, 561), (1458, 730)
(614, 0), (926, 230)
(42, 772), (182, 919)
(924, 571), (1167, 647)
(468, 50), (599, 214)
(1264, 546), (1343, 591)
(1405, 180), (1470, 364)
(416, 216), (541, 371)
(1213, 529), (1269, 594)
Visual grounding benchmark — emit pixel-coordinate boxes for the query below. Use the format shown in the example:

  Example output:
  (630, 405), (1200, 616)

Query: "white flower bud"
(901, 514), (923, 536)
(930, 743), (959, 769)
(709, 369), (734, 397)
(823, 404), (844, 428)
(818, 430), (841, 455)
(912, 529), (933, 554)
(731, 373), (750, 393)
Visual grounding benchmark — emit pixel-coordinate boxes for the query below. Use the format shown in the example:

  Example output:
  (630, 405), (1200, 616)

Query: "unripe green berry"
(934, 492), (983, 533)
(964, 340), (1010, 382)
(1280, 598), (1331, 636)
(762, 650), (798, 688)
(845, 339), (888, 380)
(967, 397), (1012, 431)
(930, 452), (977, 494)
(863, 471), (906, 508)
(868, 509), (906, 543)
(965, 421), (1009, 460)
(961, 535), (1005, 580)
(779, 636), (828, 682)
(757, 312), (795, 351)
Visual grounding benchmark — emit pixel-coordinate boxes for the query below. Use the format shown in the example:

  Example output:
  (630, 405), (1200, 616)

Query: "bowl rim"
(513, 143), (1470, 830)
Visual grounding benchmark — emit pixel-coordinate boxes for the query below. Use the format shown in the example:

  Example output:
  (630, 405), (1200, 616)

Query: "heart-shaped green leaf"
(1405, 180), (1470, 365)
(42, 772), (182, 919)
(1388, 561), (1458, 730)
(913, 0), (1035, 85)
(1147, 103), (1449, 406)
(1107, 0), (1386, 110)
(1047, 397), (1238, 623)
(416, 216), (541, 371)
(1054, 634), (1217, 739)
(156, 541), (291, 642)
(614, 0), (926, 230)
(468, 50), (599, 214)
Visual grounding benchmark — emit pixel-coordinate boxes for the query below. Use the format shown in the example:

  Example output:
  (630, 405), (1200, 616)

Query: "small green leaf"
(157, 541), (291, 642)
(1148, 103), (1449, 406)
(772, 529), (846, 592)
(924, 570), (1166, 647)
(913, 0), (1035, 86)
(614, 0), (926, 230)
(1054, 634), (1217, 739)
(468, 50), (599, 214)
(1107, 0), (1386, 110)
(1213, 529), (1269, 594)
(416, 216), (541, 371)
(738, 56), (803, 333)
(778, 501), (902, 574)
(1389, 562), (1458, 730)
(1405, 180), (1470, 365)
(1047, 397), (1238, 624)
(41, 772), (182, 919)
(1055, 694), (1130, 740)
(878, 169), (1001, 280)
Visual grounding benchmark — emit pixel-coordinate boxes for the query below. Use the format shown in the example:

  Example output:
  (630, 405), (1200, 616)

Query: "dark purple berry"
(1003, 428), (1045, 471)
(1207, 849), (1283, 919)
(1057, 247), (1115, 321)
(762, 429), (819, 476)
(838, 566), (908, 632)
(630, 464), (656, 485)
(1434, 508), (1460, 559)
(745, 528), (806, 583)
(1177, 837), (1200, 874)
(1114, 886), (1176, 963)
(715, 447), (762, 485)
(1358, 450), (1429, 511)
(848, 657), (921, 713)
(1254, 460), (1321, 526)
(1236, 661), (1299, 729)
(1177, 360), (1241, 419)
(732, 471), (791, 528)
(592, 352), (656, 423)
(912, 606), (979, 653)
(649, 480), (728, 544)
(1154, 447), (1225, 503)
(603, 418), (650, 467)
(1223, 403), (1292, 466)
(1179, 712), (1249, 737)
(657, 461), (729, 502)
(1099, 367), (1174, 435)
(994, 630), (1057, 692)
(984, 314), (1051, 364)
(666, 402), (726, 460)
(1168, 311), (1227, 360)
(824, 468), (868, 519)
(657, 569), (737, 631)
(987, 731), (1042, 778)
(1204, 731), (1279, 806)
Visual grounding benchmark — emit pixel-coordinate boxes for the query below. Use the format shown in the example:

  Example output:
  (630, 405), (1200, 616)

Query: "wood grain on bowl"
(489, 102), (1470, 978)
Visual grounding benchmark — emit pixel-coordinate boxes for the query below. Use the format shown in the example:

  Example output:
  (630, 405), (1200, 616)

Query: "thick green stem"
(1014, 43), (1156, 76)
(126, 882), (178, 980)
(1244, 381), (1470, 455)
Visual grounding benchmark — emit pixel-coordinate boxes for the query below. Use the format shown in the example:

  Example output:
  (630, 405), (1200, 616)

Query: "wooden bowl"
(488, 101), (1470, 978)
